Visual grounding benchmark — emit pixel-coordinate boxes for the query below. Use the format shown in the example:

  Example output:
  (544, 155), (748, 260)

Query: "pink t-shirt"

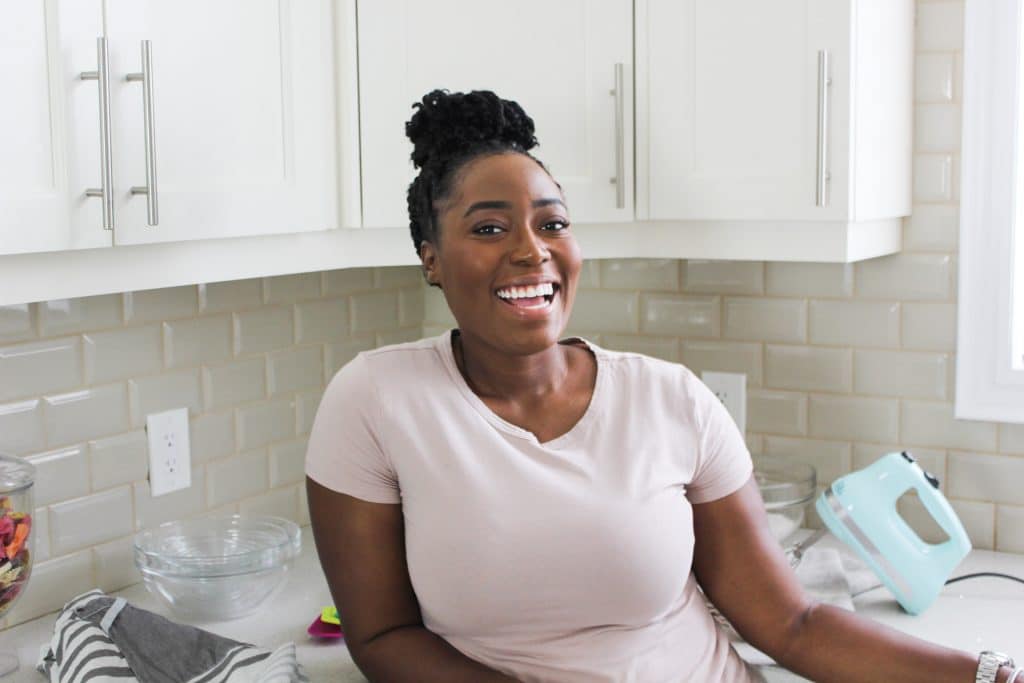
(305, 331), (761, 683)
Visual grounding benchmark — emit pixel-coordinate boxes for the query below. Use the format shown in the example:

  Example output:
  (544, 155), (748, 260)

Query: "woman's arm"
(306, 477), (519, 683)
(691, 477), (1016, 683)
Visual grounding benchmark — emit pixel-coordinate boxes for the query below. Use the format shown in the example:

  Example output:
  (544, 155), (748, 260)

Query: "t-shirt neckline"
(436, 329), (605, 448)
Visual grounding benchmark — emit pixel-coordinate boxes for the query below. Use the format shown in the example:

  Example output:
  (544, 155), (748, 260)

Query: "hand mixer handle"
(909, 470), (972, 561)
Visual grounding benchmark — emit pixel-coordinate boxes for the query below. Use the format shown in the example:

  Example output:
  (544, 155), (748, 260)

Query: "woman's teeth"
(496, 283), (555, 300)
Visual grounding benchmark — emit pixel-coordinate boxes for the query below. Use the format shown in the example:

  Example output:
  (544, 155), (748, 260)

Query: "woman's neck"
(452, 330), (572, 402)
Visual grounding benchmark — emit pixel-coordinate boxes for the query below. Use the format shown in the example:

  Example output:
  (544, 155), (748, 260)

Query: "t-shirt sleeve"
(684, 373), (754, 504)
(304, 353), (401, 504)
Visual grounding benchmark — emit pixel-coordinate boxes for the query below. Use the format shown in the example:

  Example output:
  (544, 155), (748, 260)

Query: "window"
(956, 0), (1024, 422)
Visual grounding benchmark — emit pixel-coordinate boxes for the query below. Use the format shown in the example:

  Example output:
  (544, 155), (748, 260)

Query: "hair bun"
(405, 89), (538, 170)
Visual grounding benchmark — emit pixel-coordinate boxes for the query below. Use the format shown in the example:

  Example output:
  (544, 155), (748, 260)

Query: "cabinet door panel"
(643, 0), (849, 221)
(359, 0), (633, 229)
(106, 0), (337, 245)
(0, 0), (110, 255)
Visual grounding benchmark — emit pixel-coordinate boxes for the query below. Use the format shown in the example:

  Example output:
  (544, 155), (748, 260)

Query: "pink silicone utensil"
(307, 616), (344, 640)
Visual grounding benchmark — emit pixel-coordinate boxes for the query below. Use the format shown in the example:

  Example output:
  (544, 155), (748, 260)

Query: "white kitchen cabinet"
(357, 0), (634, 231)
(635, 0), (912, 261)
(0, 1), (112, 255)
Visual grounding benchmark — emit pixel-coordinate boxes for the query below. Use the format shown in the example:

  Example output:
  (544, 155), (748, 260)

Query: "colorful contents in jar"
(0, 495), (32, 615)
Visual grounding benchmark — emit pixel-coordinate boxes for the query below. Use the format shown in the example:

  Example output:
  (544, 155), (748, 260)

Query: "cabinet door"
(105, 1), (337, 246)
(0, 1), (111, 256)
(358, 0), (634, 230)
(639, 0), (850, 221)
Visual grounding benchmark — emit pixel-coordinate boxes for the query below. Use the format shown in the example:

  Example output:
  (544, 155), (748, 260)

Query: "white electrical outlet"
(701, 371), (747, 436)
(146, 407), (192, 497)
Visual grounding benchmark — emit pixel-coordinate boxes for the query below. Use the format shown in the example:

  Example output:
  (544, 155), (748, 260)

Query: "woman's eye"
(473, 224), (505, 235)
(541, 220), (570, 232)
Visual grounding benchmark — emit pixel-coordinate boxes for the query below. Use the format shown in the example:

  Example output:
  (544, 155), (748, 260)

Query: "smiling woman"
(304, 90), (1017, 683)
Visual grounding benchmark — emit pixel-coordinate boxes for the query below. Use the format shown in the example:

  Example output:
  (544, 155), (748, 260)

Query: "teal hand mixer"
(786, 451), (971, 615)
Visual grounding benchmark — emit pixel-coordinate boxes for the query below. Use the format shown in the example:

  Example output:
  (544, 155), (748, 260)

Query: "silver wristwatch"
(977, 651), (1014, 683)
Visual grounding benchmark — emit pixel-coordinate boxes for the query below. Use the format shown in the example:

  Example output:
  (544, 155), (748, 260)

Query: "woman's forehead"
(453, 153), (562, 206)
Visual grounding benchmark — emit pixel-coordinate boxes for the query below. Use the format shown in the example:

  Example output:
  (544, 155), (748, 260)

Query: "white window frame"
(956, 0), (1024, 423)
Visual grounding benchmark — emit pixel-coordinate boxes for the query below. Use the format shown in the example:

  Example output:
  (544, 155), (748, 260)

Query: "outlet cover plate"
(701, 371), (747, 436)
(146, 407), (192, 497)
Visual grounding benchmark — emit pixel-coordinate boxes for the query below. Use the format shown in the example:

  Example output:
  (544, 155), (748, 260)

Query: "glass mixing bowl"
(0, 453), (36, 677)
(753, 456), (817, 543)
(133, 514), (300, 621)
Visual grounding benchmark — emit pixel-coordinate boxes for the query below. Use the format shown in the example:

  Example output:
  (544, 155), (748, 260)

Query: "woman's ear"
(420, 241), (441, 287)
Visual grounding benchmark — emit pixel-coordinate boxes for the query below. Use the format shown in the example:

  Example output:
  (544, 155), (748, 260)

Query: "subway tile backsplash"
(3, 0), (1024, 632)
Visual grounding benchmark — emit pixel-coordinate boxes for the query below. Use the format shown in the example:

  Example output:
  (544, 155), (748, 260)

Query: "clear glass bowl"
(0, 453), (36, 676)
(753, 456), (817, 543)
(133, 514), (300, 621)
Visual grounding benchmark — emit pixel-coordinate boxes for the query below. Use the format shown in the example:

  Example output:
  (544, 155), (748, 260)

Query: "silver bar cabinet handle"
(610, 62), (625, 209)
(816, 49), (832, 207)
(80, 37), (115, 230)
(127, 40), (159, 226)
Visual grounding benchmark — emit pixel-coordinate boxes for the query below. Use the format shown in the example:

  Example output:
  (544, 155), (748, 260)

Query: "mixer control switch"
(923, 470), (940, 489)
(900, 451), (916, 464)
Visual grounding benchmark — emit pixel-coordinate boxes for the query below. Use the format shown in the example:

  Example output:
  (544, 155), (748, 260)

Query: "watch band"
(977, 651), (1015, 683)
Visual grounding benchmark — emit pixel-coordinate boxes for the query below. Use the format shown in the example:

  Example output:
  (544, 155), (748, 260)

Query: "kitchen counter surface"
(2, 527), (1022, 682)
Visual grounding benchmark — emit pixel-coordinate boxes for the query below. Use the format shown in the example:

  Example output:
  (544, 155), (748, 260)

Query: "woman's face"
(420, 152), (582, 355)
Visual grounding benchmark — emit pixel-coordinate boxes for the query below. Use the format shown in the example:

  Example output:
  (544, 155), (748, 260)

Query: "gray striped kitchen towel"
(37, 590), (308, 682)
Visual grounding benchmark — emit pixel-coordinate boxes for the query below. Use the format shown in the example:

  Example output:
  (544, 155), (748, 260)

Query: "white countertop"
(2, 527), (1023, 682)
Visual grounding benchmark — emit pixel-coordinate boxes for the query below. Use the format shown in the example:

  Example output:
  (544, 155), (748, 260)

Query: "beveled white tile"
(761, 437), (852, 484)
(748, 390), (807, 436)
(568, 290), (639, 334)
(299, 483), (310, 525)
(422, 324), (450, 338)
(374, 266), (422, 289)
(855, 253), (953, 300)
(207, 449), (269, 507)
(25, 445), (89, 505)
(0, 304), (35, 343)
(163, 316), (232, 368)
(89, 430), (148, 490)
(903, 204), (959, 252)
(128, 369), (202, 427)
(190, 411), (235, 463)
(913, 154), (954, 202)
(809, 395), (899, 442)
(236, 397), (295, 450)
(3, 550), (93, 627)
(724, 298), (806, 343)
(901, 302), (956, 351)
(202, 357), (265, 410)
(134, 468), (205, 530)
(682, 261), (763, 295)
(915, 104), (961, 152)
(745, 433), (763, 455)
(915, 53), (955, 103)
(681, 341), (763, 387)
(377, 328), (422, 347)
(239, 486), (300, 523)
(949, 452), (1024, 506)
(269, 438), (308, 488)
(324, 268), (375, 295)
(198, 279), (262, 314)
(0, 399), (45, 455)
(92, 535), (141, 592)
(602, 335), (679, 363)
(996, 505), (1024, 553)
(295, 298), (349, 344)
(999, 423), (1024, 455)
(601, 259), (679, 291)
(854, 350), (949, 399)
(399, 288), (425, 327)
(950, 500), (994, 550)
(765, 263), (853, 298)
(39, 295), (121, 336)
(233, 307), (293, 355)
(296, 389), (325, 435)
(642, 294), (719, 337)
(32, 506), (50, 562)
(124, 286), (198, 323)
(50, 486), (133, 555)
(809, 300), (900, 348)
(901, 400), (998, 451)
(765, 346), (852, 393)
(352, 291), (400, 334)
(325, 337), (375, 379)
(84, 325), (162, 384)
(268, 346), (323, 395)
(578, 261), (601, 289)
(263, 273), (321, 304)
(0, 337), (82, 402)
(45, 384), (130, 447)
(916, 2), (964, 52)
(424, 287), (456, 326)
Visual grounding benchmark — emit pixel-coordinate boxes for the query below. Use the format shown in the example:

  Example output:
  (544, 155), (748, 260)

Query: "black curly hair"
(405, 89), (552, 261)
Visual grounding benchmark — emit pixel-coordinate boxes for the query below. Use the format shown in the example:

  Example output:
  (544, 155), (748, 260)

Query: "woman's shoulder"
(325, 332), (450, 396)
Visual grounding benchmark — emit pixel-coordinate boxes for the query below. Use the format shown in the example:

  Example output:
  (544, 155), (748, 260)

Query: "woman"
(305, 90), (1019, 682)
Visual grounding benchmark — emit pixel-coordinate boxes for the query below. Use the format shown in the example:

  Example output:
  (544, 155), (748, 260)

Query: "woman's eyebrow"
(463, 198), (566, 217)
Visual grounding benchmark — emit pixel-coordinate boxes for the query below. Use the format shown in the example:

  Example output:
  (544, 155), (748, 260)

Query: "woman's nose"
(509, 226), (550, 265)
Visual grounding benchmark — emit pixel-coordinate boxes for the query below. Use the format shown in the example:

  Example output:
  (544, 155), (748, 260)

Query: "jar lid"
(0, 453), (36, 493)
